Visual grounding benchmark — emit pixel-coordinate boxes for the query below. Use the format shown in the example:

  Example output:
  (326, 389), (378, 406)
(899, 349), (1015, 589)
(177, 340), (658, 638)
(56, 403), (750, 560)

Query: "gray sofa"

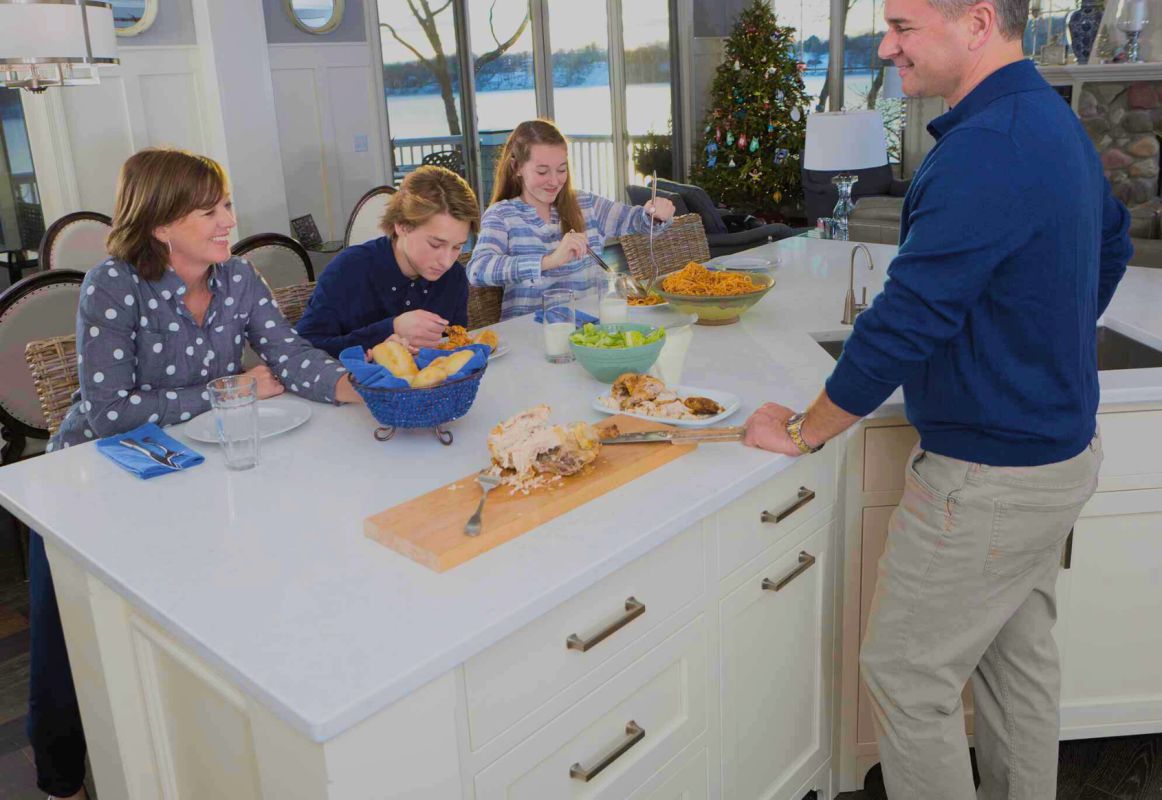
(847, 197), (1162, 267)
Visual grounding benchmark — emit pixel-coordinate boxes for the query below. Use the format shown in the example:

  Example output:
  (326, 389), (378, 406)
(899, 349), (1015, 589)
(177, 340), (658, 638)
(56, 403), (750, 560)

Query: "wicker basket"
(352, 364), (487, 444)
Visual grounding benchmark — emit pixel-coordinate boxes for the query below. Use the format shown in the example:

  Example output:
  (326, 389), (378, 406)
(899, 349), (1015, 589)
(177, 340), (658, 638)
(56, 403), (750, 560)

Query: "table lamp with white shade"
(803, 111), (889, 240)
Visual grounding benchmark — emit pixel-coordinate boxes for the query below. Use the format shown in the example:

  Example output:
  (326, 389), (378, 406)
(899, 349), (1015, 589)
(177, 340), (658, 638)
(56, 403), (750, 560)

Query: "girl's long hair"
(489, 119), (585, 235)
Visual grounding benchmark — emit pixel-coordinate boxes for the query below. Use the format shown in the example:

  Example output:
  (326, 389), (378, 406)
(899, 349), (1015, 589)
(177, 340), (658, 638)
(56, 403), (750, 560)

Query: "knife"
(119, 438), (180, 469)
(602, 426), (746, 445)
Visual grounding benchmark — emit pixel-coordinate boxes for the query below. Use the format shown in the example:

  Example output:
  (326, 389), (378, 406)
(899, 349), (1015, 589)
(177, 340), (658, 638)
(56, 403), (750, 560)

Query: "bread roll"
(411, 362), (448, 388)
(372, 340), (417, 379)
(441, 350), (474, 375)
(473, 329), (499, 352)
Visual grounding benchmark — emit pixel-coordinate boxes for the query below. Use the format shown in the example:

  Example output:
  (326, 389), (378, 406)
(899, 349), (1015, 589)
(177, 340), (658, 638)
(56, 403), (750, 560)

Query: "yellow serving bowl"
(654, 271), (775, 325)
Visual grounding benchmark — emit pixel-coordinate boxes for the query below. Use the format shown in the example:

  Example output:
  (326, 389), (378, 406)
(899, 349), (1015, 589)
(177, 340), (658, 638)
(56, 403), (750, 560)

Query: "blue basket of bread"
(339, 340), (489, 445)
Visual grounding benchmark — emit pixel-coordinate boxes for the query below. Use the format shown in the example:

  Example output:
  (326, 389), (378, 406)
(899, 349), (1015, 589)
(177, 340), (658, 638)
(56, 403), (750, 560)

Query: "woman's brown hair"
(489, 119), (585, 235)
(105, 148), (229, 282)
(380, 165), (480, 238)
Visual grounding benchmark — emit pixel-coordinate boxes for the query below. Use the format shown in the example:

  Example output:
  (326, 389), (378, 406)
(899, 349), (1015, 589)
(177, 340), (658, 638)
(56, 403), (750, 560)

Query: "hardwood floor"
(0, 506), (1158, 798)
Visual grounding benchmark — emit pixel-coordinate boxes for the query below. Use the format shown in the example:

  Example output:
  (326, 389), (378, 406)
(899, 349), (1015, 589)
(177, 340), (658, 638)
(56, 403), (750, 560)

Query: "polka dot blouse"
(48, 257), (348, 451)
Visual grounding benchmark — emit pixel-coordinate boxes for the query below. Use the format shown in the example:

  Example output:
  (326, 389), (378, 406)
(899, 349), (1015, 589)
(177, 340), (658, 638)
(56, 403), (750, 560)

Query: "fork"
(464, 471), (502, 537)
(585, 242), (650, 299)
(143, 436), (182, 468)
(647, 170), (659, 293)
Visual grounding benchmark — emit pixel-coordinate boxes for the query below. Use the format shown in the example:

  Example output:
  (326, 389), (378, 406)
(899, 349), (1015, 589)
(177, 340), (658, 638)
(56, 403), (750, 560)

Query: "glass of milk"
(542, 288), (576, 363)
(598, 273), (629, 325)
(648, 314), (696, 386)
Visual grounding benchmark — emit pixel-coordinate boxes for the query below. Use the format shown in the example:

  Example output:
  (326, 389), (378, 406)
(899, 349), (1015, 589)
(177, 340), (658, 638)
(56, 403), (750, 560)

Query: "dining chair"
(38, 211), (113, 273)
(421, 149), (465, 177)
(232, 232), (314, 289)
(344, 185), (396, 248)
(25, 334), (78, 439)
(271, 281), (316, 328)
(619, 213), (711, 288)
(0, 270), (85, 465)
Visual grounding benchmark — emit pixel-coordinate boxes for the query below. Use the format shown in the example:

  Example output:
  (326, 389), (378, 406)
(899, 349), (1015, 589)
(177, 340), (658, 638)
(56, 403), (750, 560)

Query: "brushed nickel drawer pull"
(761, 486), (816, 524)
(566, 597), (646, 652)
(761, 551), (817, 592)
(569, 720), (646, 782)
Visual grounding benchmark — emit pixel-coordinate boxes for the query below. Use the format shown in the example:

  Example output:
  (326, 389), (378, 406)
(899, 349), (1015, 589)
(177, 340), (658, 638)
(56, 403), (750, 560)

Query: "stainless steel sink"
(1097, 326), (1162, 370)
(816, 338), (847, 360)
(815, 327), (1162, 371)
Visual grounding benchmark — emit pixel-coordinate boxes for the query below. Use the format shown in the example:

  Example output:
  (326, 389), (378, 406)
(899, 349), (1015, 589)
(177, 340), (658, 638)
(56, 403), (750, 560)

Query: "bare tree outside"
(380, 0), (531, 137)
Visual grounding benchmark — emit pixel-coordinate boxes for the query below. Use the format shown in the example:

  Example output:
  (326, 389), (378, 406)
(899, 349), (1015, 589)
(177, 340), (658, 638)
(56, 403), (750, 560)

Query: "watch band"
(786, 412), (823, 454)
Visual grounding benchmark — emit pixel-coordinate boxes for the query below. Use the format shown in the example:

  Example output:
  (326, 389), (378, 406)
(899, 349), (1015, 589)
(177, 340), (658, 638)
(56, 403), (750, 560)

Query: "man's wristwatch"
(785, 412), (824, 455)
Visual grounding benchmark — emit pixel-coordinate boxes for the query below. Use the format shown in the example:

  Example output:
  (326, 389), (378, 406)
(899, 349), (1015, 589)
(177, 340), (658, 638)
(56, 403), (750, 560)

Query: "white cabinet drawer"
(628, 746), (709, 800)
(1097, 409), (1162, 488)
(862, 424), (919, 493)
(716, 449), (834, 579)
(474, 618), (708, 800)
(465, 525), (704, 749)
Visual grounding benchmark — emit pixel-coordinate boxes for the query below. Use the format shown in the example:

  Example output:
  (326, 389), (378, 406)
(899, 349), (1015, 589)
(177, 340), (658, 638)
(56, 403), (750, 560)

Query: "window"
(0, 88), (44, 257)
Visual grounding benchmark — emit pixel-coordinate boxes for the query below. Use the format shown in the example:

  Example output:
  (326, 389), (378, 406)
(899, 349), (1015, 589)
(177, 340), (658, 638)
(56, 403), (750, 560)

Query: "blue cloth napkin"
(339, 343), (489, 389)
(96, 422), (204, 479)
(533, 308), (598, 326)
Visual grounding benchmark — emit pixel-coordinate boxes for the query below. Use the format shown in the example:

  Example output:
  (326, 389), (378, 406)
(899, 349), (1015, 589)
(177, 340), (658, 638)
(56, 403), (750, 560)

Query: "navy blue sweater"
(297, 236), (468, 357)
(825, 61), (1131, 466)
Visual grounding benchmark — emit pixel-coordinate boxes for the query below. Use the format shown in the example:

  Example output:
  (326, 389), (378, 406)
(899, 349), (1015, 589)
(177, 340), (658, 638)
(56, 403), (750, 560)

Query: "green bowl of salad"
(569, 322), (666, 383)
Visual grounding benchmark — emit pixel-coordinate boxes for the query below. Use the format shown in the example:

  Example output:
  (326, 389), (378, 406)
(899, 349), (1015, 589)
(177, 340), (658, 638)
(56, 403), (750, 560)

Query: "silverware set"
(118, 437), (184, 470)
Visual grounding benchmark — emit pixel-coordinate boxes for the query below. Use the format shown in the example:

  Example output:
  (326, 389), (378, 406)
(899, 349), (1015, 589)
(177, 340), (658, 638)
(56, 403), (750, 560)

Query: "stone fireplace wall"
(1080, 82), (1162, 206)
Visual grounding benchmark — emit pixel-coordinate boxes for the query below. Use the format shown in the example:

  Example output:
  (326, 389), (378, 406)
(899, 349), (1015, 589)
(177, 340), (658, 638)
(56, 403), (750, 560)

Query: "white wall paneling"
(20, 46), (209, 221)
(268, 43), (388, 242)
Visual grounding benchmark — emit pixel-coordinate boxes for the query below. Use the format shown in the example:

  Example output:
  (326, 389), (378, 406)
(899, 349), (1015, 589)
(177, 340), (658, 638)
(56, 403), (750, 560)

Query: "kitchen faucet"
(843, 243), (875, 325)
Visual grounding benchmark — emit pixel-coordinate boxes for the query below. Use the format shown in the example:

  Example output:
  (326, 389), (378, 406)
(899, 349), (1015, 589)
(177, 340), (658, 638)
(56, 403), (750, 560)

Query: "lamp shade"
(802, 111), (888, 171)
(881, 65), (904, 99)
(0, 1), (118, 91)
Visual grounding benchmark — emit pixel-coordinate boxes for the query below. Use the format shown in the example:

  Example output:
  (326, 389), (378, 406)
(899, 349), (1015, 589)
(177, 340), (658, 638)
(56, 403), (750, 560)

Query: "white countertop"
(1, 238), (1159, 743)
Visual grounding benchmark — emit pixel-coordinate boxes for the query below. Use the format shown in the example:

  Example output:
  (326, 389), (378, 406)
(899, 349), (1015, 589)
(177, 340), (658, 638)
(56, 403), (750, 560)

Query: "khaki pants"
(860, 434), (1102, 800)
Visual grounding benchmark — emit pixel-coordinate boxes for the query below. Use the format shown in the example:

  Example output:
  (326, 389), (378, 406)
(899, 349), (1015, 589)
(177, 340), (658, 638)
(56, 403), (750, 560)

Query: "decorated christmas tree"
(689, 0), (810, 217)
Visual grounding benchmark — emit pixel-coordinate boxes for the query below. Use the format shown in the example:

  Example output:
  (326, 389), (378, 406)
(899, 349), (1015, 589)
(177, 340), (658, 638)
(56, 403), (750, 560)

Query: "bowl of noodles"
(654, 262), (775, 325)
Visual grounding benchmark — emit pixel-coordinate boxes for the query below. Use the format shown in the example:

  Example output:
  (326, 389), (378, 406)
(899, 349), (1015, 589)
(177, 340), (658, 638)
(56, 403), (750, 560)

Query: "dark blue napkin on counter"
(96, 422), (204, 479)
(533, 308), (598, 326)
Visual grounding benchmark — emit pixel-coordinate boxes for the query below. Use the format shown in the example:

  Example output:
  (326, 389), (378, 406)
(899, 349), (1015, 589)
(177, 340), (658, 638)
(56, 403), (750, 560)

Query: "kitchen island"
(0, 238), (1159, 799)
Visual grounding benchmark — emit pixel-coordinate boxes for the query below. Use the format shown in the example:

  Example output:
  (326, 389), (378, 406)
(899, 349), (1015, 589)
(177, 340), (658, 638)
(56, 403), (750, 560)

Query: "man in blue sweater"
(744, 0), (1132, 793)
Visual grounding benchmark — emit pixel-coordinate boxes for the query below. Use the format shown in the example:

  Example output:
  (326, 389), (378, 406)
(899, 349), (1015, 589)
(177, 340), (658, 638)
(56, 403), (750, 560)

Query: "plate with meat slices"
(591, 373), (740, 428)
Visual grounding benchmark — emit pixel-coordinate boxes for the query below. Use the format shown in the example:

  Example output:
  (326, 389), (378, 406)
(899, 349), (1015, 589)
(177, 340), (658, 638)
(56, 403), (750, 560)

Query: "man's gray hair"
(928, 0), (1029, 40)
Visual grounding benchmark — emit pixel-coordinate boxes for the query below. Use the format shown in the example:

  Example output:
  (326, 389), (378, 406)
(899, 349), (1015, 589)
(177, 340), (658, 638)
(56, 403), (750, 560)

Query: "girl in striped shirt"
(467, 119), (674, 320)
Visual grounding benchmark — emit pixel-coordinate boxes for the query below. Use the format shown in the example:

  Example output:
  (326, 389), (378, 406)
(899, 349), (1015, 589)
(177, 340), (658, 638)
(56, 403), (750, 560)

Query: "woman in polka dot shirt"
(30, 148), (363, 800)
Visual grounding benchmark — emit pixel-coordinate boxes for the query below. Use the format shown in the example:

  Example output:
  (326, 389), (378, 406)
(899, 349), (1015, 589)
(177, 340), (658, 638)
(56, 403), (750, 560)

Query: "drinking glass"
(648, 313), (696, 386)
(598, 273), (629, 324)
(207, 375), (259, 470)
(542, 288), (576, 364)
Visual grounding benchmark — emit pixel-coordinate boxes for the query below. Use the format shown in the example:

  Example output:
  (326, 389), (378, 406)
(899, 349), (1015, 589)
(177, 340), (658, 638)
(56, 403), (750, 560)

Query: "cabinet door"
(720, 521), (833, 800)
(855, 506), (978, 748)
(1060, 490), (1162, 729)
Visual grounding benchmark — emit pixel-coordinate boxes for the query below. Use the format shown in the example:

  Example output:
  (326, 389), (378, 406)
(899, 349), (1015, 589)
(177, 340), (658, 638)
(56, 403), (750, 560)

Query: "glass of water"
(207, 375), (259, 470)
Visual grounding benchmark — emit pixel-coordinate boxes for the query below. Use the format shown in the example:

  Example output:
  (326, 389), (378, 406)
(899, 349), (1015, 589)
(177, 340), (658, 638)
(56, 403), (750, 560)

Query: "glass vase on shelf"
(1029, 0), (1043, 59)
(1116, 0), (1148, 62)
(830, 175), (858, 242)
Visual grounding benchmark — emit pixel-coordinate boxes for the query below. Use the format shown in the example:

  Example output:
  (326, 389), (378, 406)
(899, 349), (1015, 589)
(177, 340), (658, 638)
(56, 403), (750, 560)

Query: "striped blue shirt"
(467, 191), (654, 320)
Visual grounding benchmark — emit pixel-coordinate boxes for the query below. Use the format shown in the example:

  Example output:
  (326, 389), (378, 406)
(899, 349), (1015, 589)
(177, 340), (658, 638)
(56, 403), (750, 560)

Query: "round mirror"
(112, 0), (158, 37)
(285, 0), (345, 34)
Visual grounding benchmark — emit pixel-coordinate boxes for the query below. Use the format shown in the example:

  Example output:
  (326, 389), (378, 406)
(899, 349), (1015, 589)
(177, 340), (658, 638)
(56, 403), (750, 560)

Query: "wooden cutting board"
(364, 415), (697, 572)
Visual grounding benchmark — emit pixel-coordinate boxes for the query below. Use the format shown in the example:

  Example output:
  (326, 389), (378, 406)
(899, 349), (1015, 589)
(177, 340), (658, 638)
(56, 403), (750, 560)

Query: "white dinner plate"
(183, 396), (313, 444)
(705, 254), (775, 271)
(488, 344), (511, 360)
(591, 385), (741, 428)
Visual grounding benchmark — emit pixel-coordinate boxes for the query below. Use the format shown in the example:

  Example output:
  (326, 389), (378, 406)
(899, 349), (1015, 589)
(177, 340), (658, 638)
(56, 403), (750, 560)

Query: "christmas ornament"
(749, 169), (763, 181)
(766, 67), (776, 77)
(776, 89), (785, 102)
(728, 156), (736, 168)
(774, 148), (789, 164)
(738, 134), (747, 149)
(734, 59), (741, 71)
(773, 190), (783, 203)
(767, 121), (774, 132)
(797, 62), (807, 72)
(726, 131), (735, 146)
(749, 137), (760, 152)
(716, 127), (722, 142)
(790, 106), (802, 122)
